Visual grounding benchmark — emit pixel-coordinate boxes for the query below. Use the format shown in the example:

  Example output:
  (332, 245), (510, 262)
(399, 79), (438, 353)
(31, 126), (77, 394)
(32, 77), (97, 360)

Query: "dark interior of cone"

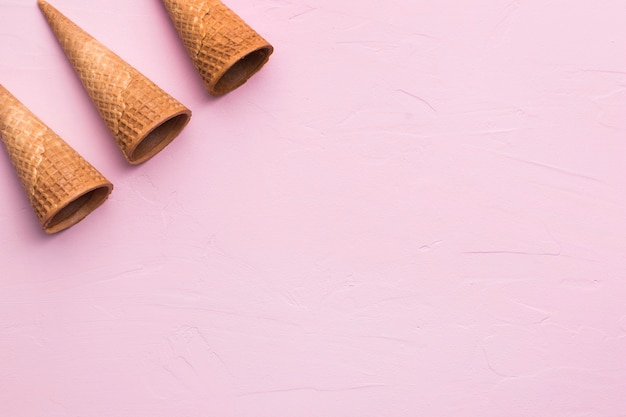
(130, 112), (191, 163)
(45, 185), (111, 233)
(213, 46), (272, 95)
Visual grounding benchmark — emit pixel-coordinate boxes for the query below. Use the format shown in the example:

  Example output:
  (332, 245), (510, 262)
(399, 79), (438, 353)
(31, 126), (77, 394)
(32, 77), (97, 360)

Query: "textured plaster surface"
(1, 0), (625, 415)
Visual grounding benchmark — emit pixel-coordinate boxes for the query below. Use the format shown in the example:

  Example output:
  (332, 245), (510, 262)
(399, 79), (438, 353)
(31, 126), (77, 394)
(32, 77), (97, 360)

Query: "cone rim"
(209, 44), (273, 96)
(42, 180), (113, 234)
(126, 107), (192, 164)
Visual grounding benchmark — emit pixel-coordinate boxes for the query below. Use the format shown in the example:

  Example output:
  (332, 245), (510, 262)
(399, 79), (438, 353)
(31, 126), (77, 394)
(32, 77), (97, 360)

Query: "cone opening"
(44, 184), (112, 234)
(129, 112), (191, 164)
(213, 46), (273, 96)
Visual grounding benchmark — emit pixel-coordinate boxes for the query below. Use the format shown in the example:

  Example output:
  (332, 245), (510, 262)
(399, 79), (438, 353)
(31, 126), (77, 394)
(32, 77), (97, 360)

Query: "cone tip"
(37, 0), (55, 17)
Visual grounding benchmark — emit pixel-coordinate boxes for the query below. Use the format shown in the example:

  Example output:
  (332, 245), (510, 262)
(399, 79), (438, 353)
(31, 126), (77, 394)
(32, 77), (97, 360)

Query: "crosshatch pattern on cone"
(38, 0), (191, 164)
(0, 85), (113, 234)
(161, 0), (273, 96)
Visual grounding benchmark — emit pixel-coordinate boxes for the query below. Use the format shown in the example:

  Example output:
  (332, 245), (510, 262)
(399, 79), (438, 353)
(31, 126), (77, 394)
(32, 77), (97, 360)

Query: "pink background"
(1, 0), (626, 415)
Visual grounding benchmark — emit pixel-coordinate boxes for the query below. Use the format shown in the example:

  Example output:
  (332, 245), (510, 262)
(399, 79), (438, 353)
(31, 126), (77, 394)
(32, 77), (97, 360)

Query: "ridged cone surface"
(161, 0), (273, 95)
(38, 0), (191, 163)
(0, 85), (112, 233)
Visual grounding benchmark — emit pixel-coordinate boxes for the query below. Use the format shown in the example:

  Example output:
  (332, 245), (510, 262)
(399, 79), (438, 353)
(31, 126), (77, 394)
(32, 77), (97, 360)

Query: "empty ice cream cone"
(38, 0), (192, 164)
(0, 85), (113, 234)
(161, 0), (273, 96)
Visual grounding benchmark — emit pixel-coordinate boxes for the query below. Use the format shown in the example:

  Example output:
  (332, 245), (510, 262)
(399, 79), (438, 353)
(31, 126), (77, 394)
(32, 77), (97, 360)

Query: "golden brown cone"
(161, 0), (273, 96)
(38, 0), (192, 164)
(0, 85), (113, 234)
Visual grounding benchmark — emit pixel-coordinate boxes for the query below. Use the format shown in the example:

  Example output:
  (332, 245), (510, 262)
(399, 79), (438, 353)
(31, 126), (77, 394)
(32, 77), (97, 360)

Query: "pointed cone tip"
(37, 0), (59, 22)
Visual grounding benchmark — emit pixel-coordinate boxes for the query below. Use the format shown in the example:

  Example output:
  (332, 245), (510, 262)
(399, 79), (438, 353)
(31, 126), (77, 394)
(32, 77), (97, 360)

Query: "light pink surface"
(1, 0), (626, 415)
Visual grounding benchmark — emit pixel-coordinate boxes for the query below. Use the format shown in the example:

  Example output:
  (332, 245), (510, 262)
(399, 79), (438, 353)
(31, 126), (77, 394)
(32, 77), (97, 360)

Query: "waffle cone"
(0, 85), (113, 234)
(38, 0), (192, 164)
(161, 0), (273, 96)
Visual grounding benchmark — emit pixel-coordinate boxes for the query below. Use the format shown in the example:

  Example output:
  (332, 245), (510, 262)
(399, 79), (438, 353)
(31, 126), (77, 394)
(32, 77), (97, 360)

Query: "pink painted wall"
(1, 0), (625, 415)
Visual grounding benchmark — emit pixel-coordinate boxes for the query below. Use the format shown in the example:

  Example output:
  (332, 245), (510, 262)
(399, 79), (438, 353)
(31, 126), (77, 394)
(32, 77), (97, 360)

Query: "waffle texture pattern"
(38, 0), (191, 164)
(161, 0), (273, 95)
(0, 85), (112, 233)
